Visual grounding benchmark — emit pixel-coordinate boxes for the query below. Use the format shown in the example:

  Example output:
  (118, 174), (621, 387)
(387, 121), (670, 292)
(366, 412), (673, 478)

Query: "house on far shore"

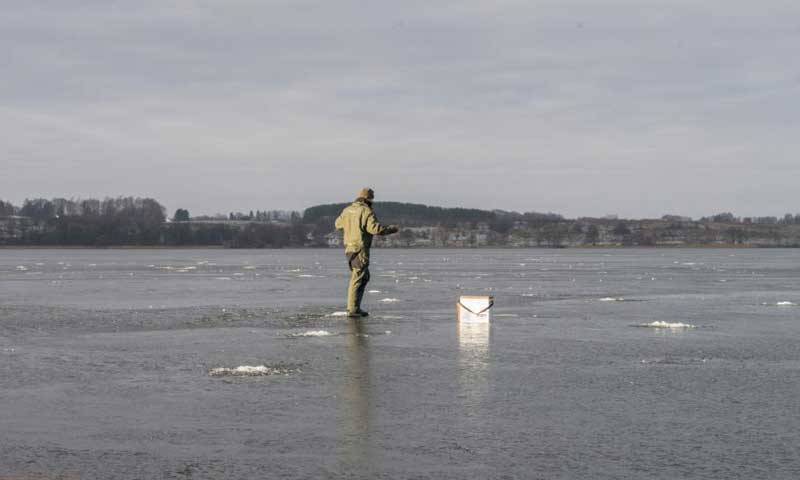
(325, 232), (342, 247)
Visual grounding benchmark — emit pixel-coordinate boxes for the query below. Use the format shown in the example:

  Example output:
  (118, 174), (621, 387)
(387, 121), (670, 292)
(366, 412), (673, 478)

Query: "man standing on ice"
(335, 188), (398, 317)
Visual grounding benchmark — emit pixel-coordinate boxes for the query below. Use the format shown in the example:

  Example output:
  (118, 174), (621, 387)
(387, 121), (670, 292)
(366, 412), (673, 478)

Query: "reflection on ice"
(459, 322), (490, 350)
(458, 321), (490, 416)
(340, 319), (375, 472)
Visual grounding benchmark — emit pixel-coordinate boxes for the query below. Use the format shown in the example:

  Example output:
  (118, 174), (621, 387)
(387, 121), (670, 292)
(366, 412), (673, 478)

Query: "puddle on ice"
(599, 297), (625, 302)
(380, 298), (400, 303)
(762, 301), (797, 307)
(368, 290), (381, 294)
(327, 311), (349, 317)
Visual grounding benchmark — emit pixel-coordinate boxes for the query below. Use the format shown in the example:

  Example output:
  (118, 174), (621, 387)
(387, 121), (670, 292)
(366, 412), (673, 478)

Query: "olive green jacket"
(335, 199), (393, 255)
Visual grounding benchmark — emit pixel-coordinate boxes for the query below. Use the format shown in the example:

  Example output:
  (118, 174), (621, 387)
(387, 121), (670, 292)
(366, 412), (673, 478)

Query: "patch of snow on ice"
(641, 321), (696, 329)
(208, 365), (298, 377)
(288, 330), (333, 337)
(762, 301), (798, 307)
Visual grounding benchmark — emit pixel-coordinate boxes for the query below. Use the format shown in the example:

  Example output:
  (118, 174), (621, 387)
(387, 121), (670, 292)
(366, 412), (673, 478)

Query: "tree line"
(303, 201), (564, 234)
(0, 197), (314, 247)
(0, 197), (167, 245)
(2, 197), (800, 247)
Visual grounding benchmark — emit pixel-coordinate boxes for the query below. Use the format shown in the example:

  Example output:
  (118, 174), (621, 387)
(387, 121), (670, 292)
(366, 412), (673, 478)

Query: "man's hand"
(384, 225), (399, 235)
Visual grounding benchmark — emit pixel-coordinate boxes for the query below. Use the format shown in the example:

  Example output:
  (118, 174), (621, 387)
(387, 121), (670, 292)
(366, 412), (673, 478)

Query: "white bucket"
(457, 295), (493, 323)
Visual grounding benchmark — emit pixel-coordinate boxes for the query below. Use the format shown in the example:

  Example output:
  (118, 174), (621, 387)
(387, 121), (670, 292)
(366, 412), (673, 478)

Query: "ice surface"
(4, 248), (800, 478)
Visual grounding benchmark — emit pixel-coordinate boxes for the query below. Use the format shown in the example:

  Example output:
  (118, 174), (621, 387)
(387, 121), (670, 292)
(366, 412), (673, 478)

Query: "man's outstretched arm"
(364, 211), (398, 235)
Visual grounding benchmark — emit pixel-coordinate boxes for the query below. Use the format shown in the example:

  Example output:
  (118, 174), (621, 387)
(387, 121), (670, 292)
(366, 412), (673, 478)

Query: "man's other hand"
(385, 225), (399, 235)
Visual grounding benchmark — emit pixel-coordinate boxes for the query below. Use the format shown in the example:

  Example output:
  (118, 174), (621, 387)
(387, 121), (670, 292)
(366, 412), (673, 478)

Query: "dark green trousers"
(347, 250), (370, 312)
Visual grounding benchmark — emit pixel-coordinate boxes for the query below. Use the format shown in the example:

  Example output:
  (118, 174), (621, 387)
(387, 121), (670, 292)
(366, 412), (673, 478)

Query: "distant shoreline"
(0, 245), (226, 250)
(0, 244), (787, 250)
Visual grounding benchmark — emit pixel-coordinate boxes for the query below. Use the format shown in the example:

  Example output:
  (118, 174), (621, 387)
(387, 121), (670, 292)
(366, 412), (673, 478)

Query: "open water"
(1, 248), (800, 479)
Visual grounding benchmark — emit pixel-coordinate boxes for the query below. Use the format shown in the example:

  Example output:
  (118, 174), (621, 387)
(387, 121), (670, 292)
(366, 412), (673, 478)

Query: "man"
(335, 188), (398, 317)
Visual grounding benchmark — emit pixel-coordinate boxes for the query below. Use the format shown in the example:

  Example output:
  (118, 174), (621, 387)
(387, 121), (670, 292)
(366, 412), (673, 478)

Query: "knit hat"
(357, 187), (375, 200)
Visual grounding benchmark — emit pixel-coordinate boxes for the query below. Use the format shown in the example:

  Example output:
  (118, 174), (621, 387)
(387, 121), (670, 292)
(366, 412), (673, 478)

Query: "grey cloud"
(2, 0), (799, 218)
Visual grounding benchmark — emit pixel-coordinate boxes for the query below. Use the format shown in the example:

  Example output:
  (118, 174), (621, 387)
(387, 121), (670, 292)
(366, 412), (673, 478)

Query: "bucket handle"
(458, 300), (494, 315)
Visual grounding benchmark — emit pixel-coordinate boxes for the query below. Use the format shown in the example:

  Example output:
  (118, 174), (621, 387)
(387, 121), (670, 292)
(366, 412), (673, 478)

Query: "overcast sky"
(2, 1), (799, 219)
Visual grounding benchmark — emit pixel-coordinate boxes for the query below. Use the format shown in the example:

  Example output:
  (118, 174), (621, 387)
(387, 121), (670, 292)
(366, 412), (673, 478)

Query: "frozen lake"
(2, 248), (800, 478)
